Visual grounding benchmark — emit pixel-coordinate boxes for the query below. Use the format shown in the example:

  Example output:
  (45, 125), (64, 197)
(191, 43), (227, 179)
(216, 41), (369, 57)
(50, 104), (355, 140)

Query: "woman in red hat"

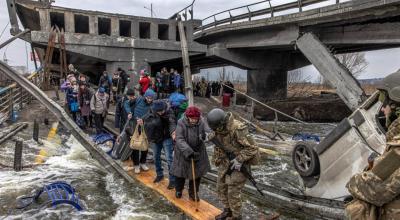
(171, 106), (213, 200)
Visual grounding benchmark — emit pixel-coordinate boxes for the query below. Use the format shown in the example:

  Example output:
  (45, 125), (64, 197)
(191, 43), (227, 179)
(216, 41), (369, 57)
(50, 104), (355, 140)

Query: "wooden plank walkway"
(124, 161), (221, 220)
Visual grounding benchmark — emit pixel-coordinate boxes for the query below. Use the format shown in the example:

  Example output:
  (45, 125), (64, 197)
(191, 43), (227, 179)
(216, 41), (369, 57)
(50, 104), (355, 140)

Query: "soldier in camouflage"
(207, 108), (259, 220)
(346, 70), (400, 219)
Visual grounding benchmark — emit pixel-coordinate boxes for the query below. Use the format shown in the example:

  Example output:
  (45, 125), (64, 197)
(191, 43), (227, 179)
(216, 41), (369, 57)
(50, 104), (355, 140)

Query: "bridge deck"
(124, 162), (222, 220)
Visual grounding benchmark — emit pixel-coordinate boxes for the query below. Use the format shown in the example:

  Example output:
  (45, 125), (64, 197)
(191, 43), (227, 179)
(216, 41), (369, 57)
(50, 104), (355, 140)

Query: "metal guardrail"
(169, 0), (196, 20)
(0, 72), (42, 123)
(194, 0), (341, 33)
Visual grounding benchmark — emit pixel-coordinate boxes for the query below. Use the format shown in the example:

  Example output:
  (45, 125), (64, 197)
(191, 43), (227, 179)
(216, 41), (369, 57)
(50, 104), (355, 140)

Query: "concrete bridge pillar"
(247, 67), (288, 101)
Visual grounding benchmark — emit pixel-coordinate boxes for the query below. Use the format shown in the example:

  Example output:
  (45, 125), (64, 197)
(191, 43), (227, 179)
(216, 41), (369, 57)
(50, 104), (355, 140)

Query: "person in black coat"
(143, 100), (177, 188)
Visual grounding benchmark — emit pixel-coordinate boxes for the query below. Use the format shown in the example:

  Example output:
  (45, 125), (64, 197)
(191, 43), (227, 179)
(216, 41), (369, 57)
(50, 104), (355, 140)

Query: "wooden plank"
(124, 161), (221, 220)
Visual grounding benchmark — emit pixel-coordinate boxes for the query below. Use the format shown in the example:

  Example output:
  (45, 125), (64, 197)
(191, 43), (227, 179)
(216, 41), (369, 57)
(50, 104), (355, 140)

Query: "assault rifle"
(209, 137), (265, 196)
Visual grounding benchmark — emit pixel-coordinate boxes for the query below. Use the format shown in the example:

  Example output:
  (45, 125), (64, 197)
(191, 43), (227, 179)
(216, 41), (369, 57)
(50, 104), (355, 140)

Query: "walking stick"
(191, 158), (199, 211)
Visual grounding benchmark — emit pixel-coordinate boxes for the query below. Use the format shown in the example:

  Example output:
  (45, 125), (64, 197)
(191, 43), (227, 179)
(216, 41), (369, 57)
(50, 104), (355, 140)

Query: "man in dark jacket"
(117, 67), (129, 95)
(115, 88), (136, 132)
(171, 106), (212, 200)
(99, 71), (112, 95)
(143, 100), (177, 188)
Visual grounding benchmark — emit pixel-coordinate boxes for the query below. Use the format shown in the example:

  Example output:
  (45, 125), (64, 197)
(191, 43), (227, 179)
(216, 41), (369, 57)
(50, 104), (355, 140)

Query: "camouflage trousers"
(217, 169), (247, 218)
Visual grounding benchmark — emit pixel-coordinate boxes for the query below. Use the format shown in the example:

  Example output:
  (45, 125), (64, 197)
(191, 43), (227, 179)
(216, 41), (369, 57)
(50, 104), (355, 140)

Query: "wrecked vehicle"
(292, 89), (388, 200)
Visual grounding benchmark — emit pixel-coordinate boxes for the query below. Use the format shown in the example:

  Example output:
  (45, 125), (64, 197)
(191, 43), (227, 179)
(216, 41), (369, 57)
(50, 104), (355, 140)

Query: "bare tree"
(336, 52), (368, 78)
(287, 69), (314, 98)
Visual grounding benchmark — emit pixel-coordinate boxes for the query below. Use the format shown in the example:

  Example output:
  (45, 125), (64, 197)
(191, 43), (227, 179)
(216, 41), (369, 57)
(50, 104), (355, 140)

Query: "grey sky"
(0, 0), (399, 79)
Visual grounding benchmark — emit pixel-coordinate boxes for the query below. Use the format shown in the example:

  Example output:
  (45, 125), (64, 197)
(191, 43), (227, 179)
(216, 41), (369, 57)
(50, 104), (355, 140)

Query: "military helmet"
(207, 108), (227, 130)
(377, 69), (400, 103)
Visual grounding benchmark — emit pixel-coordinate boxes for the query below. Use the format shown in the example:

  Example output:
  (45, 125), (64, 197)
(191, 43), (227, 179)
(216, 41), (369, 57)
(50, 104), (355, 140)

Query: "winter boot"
(215, 208), (232, 220)
(153, 176), (164, 183)
(167, 181), (175, 190)
(189, 192), (200, 202)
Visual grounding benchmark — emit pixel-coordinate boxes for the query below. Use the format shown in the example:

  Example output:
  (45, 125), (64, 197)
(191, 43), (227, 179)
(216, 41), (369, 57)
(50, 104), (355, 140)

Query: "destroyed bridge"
(6, 0), (400, 110)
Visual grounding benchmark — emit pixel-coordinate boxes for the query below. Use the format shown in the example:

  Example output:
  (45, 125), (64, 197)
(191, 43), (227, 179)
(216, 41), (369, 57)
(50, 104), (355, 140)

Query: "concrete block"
(296, 33), (365, 110)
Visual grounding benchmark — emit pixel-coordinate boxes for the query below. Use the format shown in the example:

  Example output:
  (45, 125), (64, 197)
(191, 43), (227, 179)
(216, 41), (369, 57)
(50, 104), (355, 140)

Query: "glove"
(204, 131), (215, 142)
(189, 152), (200, 161)
(230, 158), (242, 171)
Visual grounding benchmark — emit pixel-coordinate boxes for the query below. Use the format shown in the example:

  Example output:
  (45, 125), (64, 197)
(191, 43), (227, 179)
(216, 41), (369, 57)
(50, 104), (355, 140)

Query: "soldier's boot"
(215, 208), (232, 220)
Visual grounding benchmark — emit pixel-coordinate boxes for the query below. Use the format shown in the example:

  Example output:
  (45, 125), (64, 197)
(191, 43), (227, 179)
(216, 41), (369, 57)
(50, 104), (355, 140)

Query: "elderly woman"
(171, 106), (212, 201)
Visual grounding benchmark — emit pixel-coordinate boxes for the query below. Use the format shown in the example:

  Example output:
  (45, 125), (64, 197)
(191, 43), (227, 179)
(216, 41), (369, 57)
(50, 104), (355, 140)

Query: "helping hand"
(204, 131), (215, 142)
(230, 158), (242, 171)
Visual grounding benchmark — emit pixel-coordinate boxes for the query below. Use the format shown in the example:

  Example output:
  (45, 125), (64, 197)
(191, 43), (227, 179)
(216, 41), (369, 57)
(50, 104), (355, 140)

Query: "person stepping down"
(171, 106), (212, 200)
(143, 100), (177, 187)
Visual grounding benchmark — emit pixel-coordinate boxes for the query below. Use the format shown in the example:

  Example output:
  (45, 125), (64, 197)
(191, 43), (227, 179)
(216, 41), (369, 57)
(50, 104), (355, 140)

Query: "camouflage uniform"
(212, 112), (259, 218)
(346, 122), (400, 219)
(386, 117), (400, 142)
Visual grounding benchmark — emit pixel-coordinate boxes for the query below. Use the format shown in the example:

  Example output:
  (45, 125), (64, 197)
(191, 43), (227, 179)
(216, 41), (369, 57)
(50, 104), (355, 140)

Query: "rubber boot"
(215, 208), (232, 220)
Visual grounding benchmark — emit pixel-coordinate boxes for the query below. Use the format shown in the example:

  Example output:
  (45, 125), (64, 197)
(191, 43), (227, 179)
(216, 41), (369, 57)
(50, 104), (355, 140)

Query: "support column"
(89, 15), (98, 35)
(168, 21), (176, 41)
(131, 20), (139, 38)
(64, 12), (75, 33)
(111, 17), (119, 36)
(247, 67), (288, 101)
(150, 22), (158, 40)
(6, 0), (19, 33)
(39, 9), (50, 31)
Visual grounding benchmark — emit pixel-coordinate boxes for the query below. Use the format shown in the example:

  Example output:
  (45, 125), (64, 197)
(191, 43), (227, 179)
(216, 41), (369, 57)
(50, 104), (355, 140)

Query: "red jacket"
(139, 76), (151, 94)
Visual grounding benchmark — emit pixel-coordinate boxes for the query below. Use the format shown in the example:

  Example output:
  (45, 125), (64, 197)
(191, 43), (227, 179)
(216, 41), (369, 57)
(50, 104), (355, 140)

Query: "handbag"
(129, 124), (149, 151)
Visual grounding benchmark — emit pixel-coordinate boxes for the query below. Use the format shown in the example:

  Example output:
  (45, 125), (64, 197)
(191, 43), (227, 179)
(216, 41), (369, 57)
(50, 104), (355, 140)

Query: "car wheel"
(292, 141), (320, 177)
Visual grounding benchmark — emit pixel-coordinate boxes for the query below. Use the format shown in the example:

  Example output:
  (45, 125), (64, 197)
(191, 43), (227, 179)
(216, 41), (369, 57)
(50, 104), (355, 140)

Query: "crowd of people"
(57, 64), (400, 220)
(60, 64), (259, 220)
(192, 78), (235, 99)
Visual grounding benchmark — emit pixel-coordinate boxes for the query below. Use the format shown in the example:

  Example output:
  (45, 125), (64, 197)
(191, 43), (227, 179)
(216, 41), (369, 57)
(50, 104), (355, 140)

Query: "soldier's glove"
(189, 152), (201, 161)
(204, 131), (215, 142)
(230, 158), (242, 171)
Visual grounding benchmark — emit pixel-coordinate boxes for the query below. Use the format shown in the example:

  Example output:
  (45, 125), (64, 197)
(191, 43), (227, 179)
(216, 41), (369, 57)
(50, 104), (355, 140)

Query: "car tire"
(292, 141), (320, 177)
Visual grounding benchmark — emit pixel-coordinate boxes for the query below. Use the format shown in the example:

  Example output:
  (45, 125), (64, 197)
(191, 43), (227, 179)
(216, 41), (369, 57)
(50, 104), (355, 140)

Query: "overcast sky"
(0, 0), (399, 80)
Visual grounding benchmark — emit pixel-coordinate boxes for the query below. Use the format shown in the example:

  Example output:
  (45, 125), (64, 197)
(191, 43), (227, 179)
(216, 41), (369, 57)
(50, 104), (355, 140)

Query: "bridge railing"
(169, 0), (196, 20)
(194, 0), (344, 33)
(0, 71), (42, 123)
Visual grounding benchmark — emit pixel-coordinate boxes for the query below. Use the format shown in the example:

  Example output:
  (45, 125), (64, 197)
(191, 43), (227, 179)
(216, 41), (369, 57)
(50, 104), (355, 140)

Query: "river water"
(0, 116), (335, 220)
(0, 131), (180, 220)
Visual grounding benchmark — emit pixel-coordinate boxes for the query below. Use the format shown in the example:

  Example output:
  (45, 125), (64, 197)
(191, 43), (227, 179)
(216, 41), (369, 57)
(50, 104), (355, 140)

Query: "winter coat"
(139, 76), (151, 94)
(133, 97), (152, 120)
(171, 116), (211, 179)
(99, 75), (112, 93)
(143, 107), (176, 144)
(117, 70), (128, 94)
(90, 92), (109, 115)
(66, 86), (79, 112)
(77, 88), (92, 116)
(173, 73), (181, 89)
